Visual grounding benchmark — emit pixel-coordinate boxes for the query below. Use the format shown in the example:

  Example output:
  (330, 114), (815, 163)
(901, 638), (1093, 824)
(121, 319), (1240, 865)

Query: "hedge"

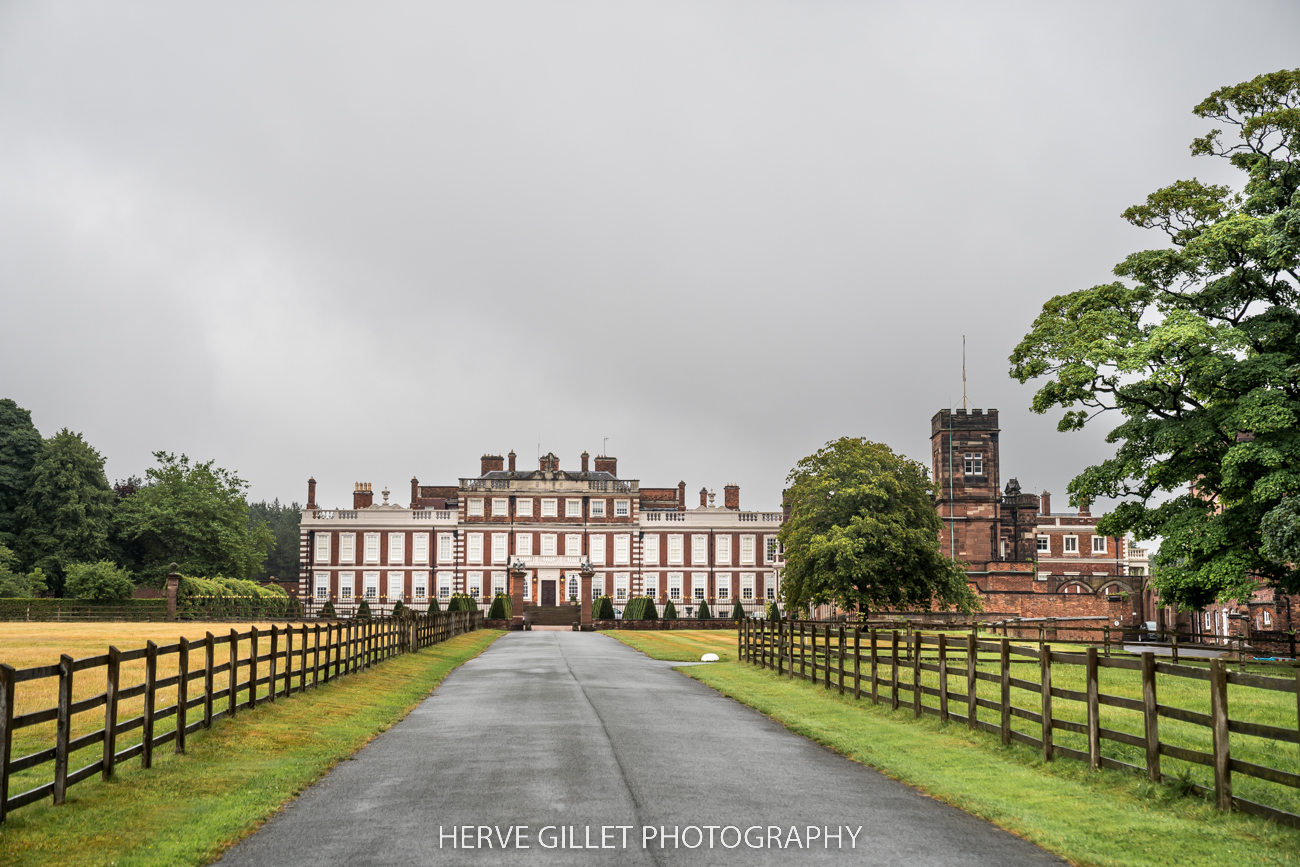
(0, 598), (168, 622)
(591, 595), (615, 620)
(446, 593), (478, 613)
(622, 596), (658, 621)
(487, 593), (512, 619)
(356, 598), (373, 619)
(731, 600), (746, 621)
(662, 599), (677, 620)
(179, 575), (294, 619)
(695, 599), (712, 620)
(766, 600), (782, 621)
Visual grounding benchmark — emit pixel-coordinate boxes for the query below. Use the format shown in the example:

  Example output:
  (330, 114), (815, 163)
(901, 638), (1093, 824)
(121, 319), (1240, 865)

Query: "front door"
(541, 580), (556, 606)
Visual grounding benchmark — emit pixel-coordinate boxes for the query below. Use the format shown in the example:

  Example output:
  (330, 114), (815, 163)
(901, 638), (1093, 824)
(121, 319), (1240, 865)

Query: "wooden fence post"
(228, 629), (238, 718)
(938, 634), (949, 723)
(912, 633), (922, 719)
(176, 638), (188, 755)
(248, 626), (259, 710)
(143, 641), (157, 769)
(1000, 638), (1011, 745)
(737, 615), (742, 661)
(966, 633), (977, 730)
(0, 663), (14, 822)
(1141, 651), (1160, 782)
(1040, 643), (1053, 761)
(870, 630), (879, 704)
(312, 624), (321, 688)
(102, 647), (120, 780)
(776, 621), (784, 676)
(1086, 646), (1100, 770)
(838, 625), (846, 696)
(282, 624), (291, 698)
(204, 633), (214, 728)
(853, 627), (861, 700)
(1210, 658), (1232, 811)
(788, 621), (795, 679)
(53, 654), (73, 805)
(891, 630), (900, 710)
(810, 624), (818, 686)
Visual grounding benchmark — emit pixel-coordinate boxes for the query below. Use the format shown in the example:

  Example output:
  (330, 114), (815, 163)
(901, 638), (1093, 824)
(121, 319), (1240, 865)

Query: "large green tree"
(778, 438), (978, 616)
(247, 499), (302, 582)
(0, 544), (47, 598)
(0, 399), (43, 548)
(114, 452), (273, 586)
(1010, 70), (1300, 611)
(14, 429), (116, 594)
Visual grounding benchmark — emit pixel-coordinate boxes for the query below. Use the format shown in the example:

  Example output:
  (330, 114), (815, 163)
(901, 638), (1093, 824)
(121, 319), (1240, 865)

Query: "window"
(363, 572), (379, 600)
(765, 537), (778, 564)
(963, 453), (984, 475)
(468, 572), (482, 598)
(412, 532), (429, 564)
(389, 533), (405, 565)
(468, 498), (484, 517)
(643, 573), (658, 599)
(492, 498), (509, 517)
(413, 572), (428, 600)
(516, 498), (533, 517)
(437, 533), (453, 563)
(643, 535), (659, 565)
(562, 533), (579, 557)
(740, 535), (755, 565)
(1130, 566), (1145, 576)
(339, 533), (355, 564)
(614, 573), (629, 600)
(613, 534), (631, 566)
(1063, 536), (1079, 554)
(668, 535), (684, 565)
(566, 499), (582, 518)
(541, 498), (558, 517)
(541, 534), (557, 556)
(1092, 536), (1107, 554)
(692, 535), (708, 565)
(614, 499), (630, 517)
(1264, 610), (1272, 627)
(589, 534), (606, 565)
(765, 573), (777, 601)
(437, 574), (451, 599)
(491, 533), (508, 564)
(491, 572), (507, 596)
(516, 533), (533, 557)
(567, 576), (578, 599)
(692, 573), (707, 601)
(592, 573), (605, 599)
(1037, 536), (1050, 553)
(715, 535), (731, 566)
(387, 572), (404, 602)
(467, 533), (483, 564)
(364, 533), (380, 564)
(716, 573), (731, 601)
(1036, 572), (1049, 581)
(339, 572), (355, 601)
(314, 572), (329, 600)
(741, 573), (755, 600)
(315, 533), (331, 563)
(590, 499), (606, 517)
(668, 573), (683, 601)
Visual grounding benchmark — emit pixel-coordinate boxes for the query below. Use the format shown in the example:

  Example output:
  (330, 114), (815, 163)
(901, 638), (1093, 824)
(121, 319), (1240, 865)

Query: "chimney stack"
(677, 481), (686, 512)
(724, 484), (740, 510)
(594, 455), (617, 477)
(307, 477), (317, 510)
(508, 450), (516, 473)
(1078, 497), (1091, 517)
(481, 454), (504, 476)
(700, 487), (708, 507)
(353, 482), (373, 510)
(1040, 491), (1051, 515)
(581, 451), (590, 473)
(410, 477), (419, 509)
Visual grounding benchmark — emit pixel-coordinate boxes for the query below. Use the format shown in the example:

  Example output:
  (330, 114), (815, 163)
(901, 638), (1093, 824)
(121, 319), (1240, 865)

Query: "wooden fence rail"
(740, 619), (1300, 828)
(0, 609), (482, 822)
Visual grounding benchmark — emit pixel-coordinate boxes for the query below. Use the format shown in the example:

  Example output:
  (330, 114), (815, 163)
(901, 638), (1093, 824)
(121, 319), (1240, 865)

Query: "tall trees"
(0, 399), (42, 548)
(778, 437), (978, 617)
(247, 499), (302, 582)
(1009, 70), (1300, 610)
(114, 452), (273, 585)
(15, 429), (116, 595)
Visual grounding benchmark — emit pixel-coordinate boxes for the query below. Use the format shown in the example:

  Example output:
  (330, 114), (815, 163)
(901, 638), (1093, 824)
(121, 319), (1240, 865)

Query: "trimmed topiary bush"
(487, 593), (512, 619)
(391, 598), (406, 616)
(427, 594), (441, 612)
(730, 600), (745, 621)
(695, 599), (712, 620)
(356, 598), (373, 619)
(766, 600), (782, 621)
(320, 599), (337, 619)
(622, 596), (659, 620)
(446, 593), (478, 613)
(662, 599), (677, 620)
(591, 595), (615, 620)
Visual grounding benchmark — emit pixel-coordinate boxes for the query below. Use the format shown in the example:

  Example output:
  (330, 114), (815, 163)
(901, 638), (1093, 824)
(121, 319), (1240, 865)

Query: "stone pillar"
(580, 569), (594, 630)
(165, 567), (181, 622)
(509, 569), (526, 629)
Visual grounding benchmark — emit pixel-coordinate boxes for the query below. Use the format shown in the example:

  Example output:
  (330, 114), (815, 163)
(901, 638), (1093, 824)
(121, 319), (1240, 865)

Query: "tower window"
(963, 453), (983, 475)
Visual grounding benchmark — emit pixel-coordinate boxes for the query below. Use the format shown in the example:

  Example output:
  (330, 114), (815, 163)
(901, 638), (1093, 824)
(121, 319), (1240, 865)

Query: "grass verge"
(0, 629), (502, 867)
(606, 630), (1300, 867)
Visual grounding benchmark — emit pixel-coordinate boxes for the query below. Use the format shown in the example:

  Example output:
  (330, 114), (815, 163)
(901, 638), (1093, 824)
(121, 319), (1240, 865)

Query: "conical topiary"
(695, 599), (712, 620)
(592, 595), (615, 620)
(766, 600), (782, 621)
(487, 594), (511, 619)
(320, 599), (337, 619)
(391, 598), (406, 617)
(730, 599), (745, 621)
(663, 599), (677, 620)
(356, 598), (373, 619)
(427, 594), (441, 612)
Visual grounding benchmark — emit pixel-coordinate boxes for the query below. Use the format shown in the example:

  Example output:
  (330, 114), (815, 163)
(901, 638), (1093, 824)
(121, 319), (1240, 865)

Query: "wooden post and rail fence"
(740, 618), (1300, 828)
(0, 609), (482, 822)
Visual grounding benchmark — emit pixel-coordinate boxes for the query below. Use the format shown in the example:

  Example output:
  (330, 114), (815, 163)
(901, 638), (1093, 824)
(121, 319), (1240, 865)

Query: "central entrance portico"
(510, 556), (593, 630)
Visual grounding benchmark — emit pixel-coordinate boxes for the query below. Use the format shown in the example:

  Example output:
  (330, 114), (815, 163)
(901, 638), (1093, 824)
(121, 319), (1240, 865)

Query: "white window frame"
(1092, 535), (1108, 554)
(765, 573), (776, 601)
(566, 498), (582, 518)
(339, 532), (355, 564)
(314, 572), (330, 600)
(614, 572), (629, 600)
(388, 533), (405, 566)
(614, 499), (630, 517)
(467, 532), (484, 564)
(667, 572), (683, 601)
(692, 535), (708, 566)
(363, 572), (380, 600)
(541, 498), (558, 517)
(740, 535), (755, 565)
(590, 499), (606, 517)
(315, 533), (331, 563)
(741, 572), (756, 600)
(715, 535), (731, 566)
(642, 572), (658, 600)
(491, 571), (507, 596)
(516, 498), (533, 517)
(412, 532), (429, 565)
(1063, 535), (1079, 554)
(541, 533), (557, 556)
(516, 533), (533, 557)
(963, 452), (984, 475)
(437, 533), (453, 563)
(1037, 536), (1050, 553)
(339, 571), (355, 601)
(364, 533), (380, 565)
(589, 534), (606, 565)
(667, 534), (684, 565)
(436, 574), (452, 599)
(716, 572), (731, 601)
(643, 534), (659, 565)
(765, 536), (778, 564)
(468, 571), (483, 599)
(565, 533), (582, 557)
(467, 498), (484, 517)
(613, 534), (630, 566)
(692, 572), (707, 601)
(387, 571), (404, 602)
(492, 497), (509, 517)
(591, 573), (606, 599)
(413, 572), (428, 600)
(492, 533), (508, 564)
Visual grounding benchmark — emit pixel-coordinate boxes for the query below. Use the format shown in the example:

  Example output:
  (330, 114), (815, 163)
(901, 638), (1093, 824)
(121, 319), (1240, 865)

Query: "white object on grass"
(701, 653), (719, 662)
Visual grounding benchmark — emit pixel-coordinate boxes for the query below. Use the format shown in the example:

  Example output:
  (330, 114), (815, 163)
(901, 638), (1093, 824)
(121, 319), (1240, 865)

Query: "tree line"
(0, 399), (301, 599)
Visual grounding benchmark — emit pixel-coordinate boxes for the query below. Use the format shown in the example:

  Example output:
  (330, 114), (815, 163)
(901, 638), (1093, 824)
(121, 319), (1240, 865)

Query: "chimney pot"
(700, 487), (708, 507)
(353, 483), (374, 510)
(307, 477), (317, 510)
(677, 481), (686, 512)
(724, 484), (740, 511)
(581, 451), (589, 473)
(508, 450), (516, 473)
(1040, 491), (1051, 515)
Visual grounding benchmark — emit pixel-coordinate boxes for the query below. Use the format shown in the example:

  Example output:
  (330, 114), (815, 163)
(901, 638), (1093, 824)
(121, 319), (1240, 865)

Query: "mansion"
(298, 451), (786, 617)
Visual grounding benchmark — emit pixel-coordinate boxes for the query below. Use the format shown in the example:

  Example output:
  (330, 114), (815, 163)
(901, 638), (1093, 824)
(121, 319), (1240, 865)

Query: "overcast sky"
(1, 2), (1297, 517)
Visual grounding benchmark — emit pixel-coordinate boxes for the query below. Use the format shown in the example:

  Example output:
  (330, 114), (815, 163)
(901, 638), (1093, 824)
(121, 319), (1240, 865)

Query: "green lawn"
(0, 629), (501, 867)
(606, 629), (1300, 867)
(598, 628), (737, 661)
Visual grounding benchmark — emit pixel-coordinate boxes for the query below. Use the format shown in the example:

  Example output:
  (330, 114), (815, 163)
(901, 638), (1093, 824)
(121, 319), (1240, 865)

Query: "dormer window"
(963, 453), (983, 475)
